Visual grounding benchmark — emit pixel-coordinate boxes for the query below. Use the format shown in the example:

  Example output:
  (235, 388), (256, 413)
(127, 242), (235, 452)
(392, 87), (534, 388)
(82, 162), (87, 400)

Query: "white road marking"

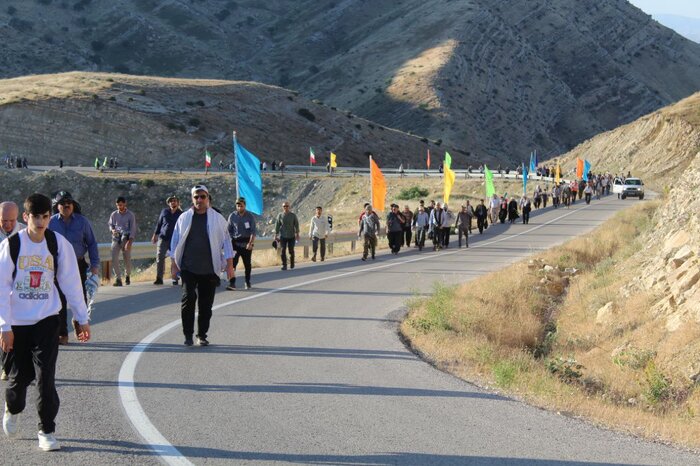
(118, 199), (607, 464)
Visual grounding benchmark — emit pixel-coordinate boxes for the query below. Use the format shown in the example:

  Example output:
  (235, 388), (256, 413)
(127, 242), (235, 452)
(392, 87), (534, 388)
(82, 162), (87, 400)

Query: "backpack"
(9, 230), (60, 290)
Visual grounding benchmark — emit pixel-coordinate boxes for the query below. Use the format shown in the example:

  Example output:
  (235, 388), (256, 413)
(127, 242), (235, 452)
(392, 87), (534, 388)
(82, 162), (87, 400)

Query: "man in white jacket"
(308, 206), (329, 262)
(0, 194), (90, 451)
(170, 185), (234, 347)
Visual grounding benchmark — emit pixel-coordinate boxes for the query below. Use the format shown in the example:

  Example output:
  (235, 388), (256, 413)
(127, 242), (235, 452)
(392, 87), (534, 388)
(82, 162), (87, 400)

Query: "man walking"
(489, 194), (500, 225)
(151, 196), (182, 286)
(48, 191), (99, 345)
(430, 202), (445, 251)
(455, 204), (470, 248)
(401, 205), (413, 248)
(1, 193), (90, 451)
(413, 205), (429, 251)
(274, 202), (299, 271)
(309, 206), (328, 262)
(227, 197), (256, 290)
(358, 204), (380, 261)
(386, 204), (406, 255)
(170, 185), (234, 346)
(475, 199), (488, 234)
(108, 196), (136, 286)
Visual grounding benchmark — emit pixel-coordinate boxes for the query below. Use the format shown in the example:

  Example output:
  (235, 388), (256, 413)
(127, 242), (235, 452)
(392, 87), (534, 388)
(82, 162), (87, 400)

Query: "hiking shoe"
(311, 255), (316, 262)
(113, 279), (123, 287)
(196, 337), (209, 347)
(153, 279), (163, 285)
(0, 370), (7, 381)
(290, 263), (295, 269)
(320, 257), (324, 262)
(37, 431), (60, 451)
(125, 276), (130, 285)
(245, 282), (251, 290)
(226, 284), (236, 291)
(184, 337), (194, 346)
(281, 265), (287, 271)
(3, 404), (18, 439)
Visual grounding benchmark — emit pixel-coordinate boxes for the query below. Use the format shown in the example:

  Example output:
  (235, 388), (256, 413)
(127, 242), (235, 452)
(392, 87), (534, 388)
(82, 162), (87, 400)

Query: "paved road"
(1, 195), (697, 465)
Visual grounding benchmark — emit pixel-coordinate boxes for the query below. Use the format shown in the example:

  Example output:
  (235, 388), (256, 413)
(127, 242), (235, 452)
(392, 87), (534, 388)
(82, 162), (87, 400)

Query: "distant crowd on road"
(0, 168), (625, 452)
(3, 155), (28, 169)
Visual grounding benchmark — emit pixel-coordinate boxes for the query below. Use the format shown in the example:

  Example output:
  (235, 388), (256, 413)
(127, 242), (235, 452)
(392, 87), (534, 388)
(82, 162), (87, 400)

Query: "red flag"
(427, 149), (431, 169)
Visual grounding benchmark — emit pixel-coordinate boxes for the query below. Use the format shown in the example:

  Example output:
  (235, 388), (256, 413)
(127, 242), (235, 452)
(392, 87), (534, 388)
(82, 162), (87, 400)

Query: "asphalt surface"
(2, 194), (698, 465)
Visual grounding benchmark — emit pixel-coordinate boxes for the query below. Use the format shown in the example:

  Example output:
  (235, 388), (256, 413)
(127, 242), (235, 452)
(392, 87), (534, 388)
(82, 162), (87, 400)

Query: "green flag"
(484, 165), (495, 197)
(102, 156), (108, 167)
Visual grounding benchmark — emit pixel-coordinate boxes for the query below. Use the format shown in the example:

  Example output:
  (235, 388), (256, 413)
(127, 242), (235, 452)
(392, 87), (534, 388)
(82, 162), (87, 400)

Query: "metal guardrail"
(96, 230), (380, 279)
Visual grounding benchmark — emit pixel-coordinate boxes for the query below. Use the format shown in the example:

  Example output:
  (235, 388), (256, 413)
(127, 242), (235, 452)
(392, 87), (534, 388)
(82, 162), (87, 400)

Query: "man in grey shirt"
(108, 196), (137, 286)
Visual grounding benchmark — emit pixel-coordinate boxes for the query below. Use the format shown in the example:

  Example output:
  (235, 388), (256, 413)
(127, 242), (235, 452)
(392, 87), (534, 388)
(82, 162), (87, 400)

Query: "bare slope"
(1, 1), (699, 162)
(0, 72), (453, 168)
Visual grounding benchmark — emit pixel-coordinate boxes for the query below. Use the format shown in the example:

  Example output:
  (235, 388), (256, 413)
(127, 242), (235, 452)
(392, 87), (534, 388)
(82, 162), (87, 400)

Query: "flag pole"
(369, 155), (373, 208)
(233, 131), (239, 200)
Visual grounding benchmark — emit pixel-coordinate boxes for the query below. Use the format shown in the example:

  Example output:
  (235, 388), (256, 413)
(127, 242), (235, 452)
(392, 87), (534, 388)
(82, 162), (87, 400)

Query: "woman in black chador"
(508, 197), (519, 224)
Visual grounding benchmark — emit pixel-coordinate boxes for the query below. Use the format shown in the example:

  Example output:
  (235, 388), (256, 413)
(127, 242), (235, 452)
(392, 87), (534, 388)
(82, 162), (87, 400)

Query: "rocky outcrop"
(632, 159), (700, 331)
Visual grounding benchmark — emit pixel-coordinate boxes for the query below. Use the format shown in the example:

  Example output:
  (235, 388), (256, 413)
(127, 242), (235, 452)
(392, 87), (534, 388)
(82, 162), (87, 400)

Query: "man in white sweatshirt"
(0, 194), (90, 451)
(308, 206), (329, 262)
(170, 185), (234, 347)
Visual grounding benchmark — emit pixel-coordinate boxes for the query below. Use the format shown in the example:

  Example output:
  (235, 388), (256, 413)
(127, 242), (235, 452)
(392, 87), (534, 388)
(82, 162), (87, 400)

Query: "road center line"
(118, 199), (607, 464)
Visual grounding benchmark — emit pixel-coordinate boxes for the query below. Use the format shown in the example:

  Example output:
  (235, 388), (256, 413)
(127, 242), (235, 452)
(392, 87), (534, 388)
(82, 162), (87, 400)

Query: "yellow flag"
(330, 152), (338, 168)
(370, 157), (387, 212)
(555, 163), (561, 184)
(444, 151), (456, 204)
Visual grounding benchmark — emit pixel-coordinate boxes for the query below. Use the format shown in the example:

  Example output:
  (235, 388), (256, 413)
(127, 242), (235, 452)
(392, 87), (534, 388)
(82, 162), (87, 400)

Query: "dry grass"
(401, 200), (700, 450)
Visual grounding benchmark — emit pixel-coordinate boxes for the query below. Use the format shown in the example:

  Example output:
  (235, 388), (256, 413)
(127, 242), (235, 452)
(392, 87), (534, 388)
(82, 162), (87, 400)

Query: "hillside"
(0, 72), (456, 168)
(1, 1), (699, 163)
(560, 92), (700, 190)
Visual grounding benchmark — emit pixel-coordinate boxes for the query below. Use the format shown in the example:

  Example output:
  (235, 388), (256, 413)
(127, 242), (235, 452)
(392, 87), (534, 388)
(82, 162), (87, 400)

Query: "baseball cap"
(191, 185), (209, 196)
(235, 197), (246, 205)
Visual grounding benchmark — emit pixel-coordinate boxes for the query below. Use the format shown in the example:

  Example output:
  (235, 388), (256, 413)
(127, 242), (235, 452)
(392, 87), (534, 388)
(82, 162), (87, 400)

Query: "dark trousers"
(457, 226), (469, 247)
(180, 270), (219, 339)
(443, 228), (450, 247)
(585, 193), (592, 204)
(523, 208), (531, 224)
(280, 237), (295, 267)
(312, 237), (326, 259)
(403, 228), (412, 247)
(387, 231), (403, 253)
(415, 227), (427, 249)
(477, 217), (487, 234)
(232, 241), (252, 285)
(6, 315), (60, 434)
(433, 227), (445, 248)
(59, 257), (88, 336)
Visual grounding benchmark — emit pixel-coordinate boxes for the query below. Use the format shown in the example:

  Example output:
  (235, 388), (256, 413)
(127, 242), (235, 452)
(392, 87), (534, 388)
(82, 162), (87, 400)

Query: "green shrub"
(397, 186), (429, 200)
(493, 361), (518, 388)
(643, 361), (671, 405)
(546, 356), (583, 383)
(140, 178), (155, 187)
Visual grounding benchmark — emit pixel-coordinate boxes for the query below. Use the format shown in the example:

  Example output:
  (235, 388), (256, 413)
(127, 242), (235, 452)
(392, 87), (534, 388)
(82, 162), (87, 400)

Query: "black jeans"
(59, 257), (88, 337)
(387, 231), (403, 253)
(232, 240), (252, 285)
(312, 237), (326, 259)
(457, 226), (469, 247)
(403, 228), (412, 247)
(477, 217), (487, 233)
(6, 315), (60, 434)
(280, 237), (295, 267)
(180, 270), (219, 339)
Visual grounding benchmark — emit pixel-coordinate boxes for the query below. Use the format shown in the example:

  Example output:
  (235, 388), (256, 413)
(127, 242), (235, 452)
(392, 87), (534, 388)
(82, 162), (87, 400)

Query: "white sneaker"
(38, 431), (60, 451)
(3, 403), (18, 439)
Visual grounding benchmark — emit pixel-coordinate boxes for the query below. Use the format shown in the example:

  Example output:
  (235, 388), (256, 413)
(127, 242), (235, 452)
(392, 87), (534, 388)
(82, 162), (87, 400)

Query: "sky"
(628, 0), (700, 19)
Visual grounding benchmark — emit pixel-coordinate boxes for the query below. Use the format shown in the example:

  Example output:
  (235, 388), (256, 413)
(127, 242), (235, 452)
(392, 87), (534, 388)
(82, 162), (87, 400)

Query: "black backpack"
(9, 230), (60, 290)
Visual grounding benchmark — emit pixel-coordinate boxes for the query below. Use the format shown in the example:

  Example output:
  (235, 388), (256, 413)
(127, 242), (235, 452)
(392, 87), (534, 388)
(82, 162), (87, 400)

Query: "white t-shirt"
(0, 230), (89, 331)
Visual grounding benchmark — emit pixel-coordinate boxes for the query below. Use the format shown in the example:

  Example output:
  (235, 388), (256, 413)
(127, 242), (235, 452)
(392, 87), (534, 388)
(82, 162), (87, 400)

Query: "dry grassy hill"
(560, 92), (700, 191)
(0, 72), (458, 168)
(1, 1), (699, 163)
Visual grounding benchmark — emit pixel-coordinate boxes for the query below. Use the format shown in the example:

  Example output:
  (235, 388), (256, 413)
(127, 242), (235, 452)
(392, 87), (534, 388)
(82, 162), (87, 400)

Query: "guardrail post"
(303, 245), (309, 259)
(350, 240), (355, 252)
(328, 242), (333, 255)
(102, 260), (111, 281)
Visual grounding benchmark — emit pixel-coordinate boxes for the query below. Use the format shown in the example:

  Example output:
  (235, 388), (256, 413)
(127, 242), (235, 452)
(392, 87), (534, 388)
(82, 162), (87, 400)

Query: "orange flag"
(576, 158), (584, 179)
(427, 149), (431, 169)
(370, 156), (387, 212)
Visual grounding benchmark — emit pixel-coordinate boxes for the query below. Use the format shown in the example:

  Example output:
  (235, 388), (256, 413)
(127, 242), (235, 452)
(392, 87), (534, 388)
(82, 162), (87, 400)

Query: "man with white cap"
(170, 185), (234, 346)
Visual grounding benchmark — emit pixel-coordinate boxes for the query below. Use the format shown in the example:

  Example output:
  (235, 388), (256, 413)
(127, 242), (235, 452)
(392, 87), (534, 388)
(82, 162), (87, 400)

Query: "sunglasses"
(193, 194), (208, 200)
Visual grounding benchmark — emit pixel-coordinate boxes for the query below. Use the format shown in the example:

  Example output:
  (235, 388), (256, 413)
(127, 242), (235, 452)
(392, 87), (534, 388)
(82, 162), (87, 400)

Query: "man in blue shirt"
(226, 197), (256, 290)
(151, 195), (182, 285)
(48, 191), (99, 345)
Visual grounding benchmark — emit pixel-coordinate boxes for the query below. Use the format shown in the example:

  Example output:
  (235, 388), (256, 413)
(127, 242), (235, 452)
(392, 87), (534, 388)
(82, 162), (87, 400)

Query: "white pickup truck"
(612, 177), (645, 200)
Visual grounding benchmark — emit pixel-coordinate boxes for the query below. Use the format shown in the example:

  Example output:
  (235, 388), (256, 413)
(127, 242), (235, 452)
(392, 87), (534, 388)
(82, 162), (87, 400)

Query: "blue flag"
(522, 163), (528, 195)
(583, 160), (591, 180)
(234, 138), (263, 215)
(529, 151), (536, 174)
